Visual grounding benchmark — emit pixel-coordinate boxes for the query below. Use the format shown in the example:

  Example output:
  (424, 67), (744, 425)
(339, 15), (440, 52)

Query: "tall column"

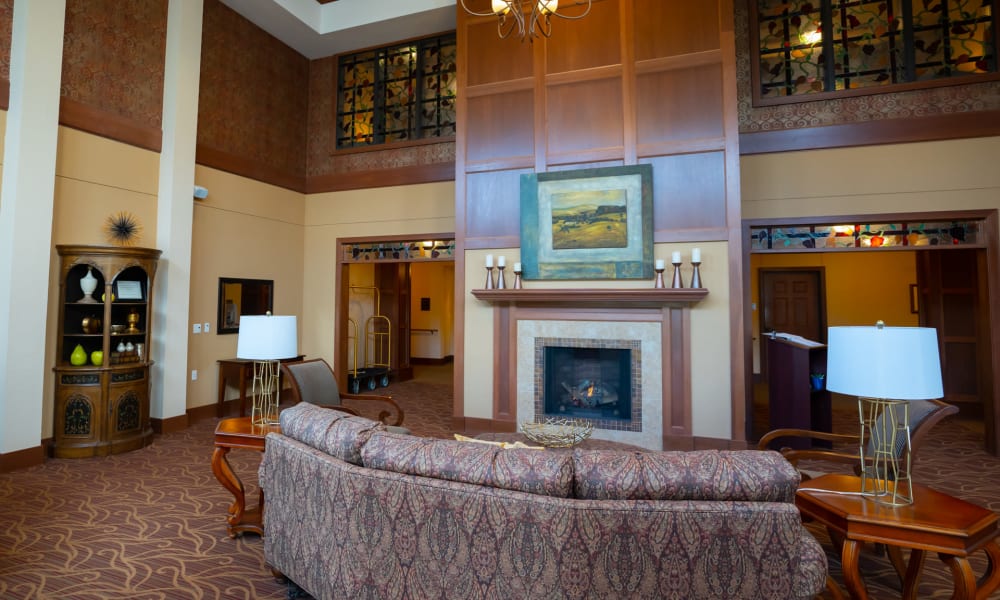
(151, 0), (203, 424)
(0, 0), (66, 456)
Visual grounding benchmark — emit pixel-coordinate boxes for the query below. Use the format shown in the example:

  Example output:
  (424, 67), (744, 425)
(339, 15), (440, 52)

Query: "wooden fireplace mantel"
(471, 287), (708, 308)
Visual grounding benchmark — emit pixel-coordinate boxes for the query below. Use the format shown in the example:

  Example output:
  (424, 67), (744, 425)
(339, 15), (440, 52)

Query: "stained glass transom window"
(750, 220), (983, 250)
(341, 239), (456, 263)
(337, 34), (457, 149)
(754, 0), (998, 102)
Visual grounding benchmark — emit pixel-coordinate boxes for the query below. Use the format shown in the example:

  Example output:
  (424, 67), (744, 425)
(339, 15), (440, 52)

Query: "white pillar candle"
(692, 248), (701, 262)
(654, 259), (664, 270)
(498, 255), (506, 267)
(485, 254), (493, 268)
(671, 251), (681, 264)
(514, 262), (522, 272)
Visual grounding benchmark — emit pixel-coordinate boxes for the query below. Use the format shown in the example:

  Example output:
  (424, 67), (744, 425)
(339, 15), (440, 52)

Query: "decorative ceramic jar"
(79, 267), (98, 303)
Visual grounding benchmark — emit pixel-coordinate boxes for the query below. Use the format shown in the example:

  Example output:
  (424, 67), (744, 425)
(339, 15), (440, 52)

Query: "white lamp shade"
(236, 315), (298, 360)
(826, 325), (943, 400)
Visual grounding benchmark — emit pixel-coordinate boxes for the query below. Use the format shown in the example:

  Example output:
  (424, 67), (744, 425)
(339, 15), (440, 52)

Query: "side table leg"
(976, 541), (1000, 599)
(842, 539), (871, 600)
(211, 446), (246, 538)
(901, 548), (925, 600)
(939, 554), (976, 600)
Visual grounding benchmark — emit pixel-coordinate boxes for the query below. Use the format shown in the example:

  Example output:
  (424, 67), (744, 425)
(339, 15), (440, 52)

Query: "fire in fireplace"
(543, 346), (632, 423)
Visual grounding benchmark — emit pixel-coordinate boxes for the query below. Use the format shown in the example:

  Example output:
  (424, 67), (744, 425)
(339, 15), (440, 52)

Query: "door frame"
(757, 267), (827, 381)
(741, 209), (1000, 455)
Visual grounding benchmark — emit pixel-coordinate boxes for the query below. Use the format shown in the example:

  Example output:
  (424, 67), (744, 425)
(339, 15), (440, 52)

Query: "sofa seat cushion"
(279, 402), (385, 465)
(362, 431), (575, 497)
(574, 449), (800, 502)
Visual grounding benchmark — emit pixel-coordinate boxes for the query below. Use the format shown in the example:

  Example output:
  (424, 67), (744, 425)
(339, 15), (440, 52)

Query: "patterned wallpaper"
(734, 1), (1000, 134)
(198, 0), (308, 181)
(61, 0), (168, 129)
(0, 0), (10, 84)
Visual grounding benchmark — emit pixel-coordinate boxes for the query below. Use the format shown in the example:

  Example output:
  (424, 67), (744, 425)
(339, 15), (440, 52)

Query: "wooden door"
(759, 269), (826, 378)
(375, 263), (414, 382)
(917, 250), (992, 430)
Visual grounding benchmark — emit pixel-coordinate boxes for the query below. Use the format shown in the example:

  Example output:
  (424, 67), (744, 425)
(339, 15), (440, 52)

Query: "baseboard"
(0, 443), (46, 473)
(152, 413), (189, 435)
(411, 356), (454, 366)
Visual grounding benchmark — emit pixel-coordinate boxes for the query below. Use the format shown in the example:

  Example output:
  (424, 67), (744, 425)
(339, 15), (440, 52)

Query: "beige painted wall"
(44, 127), (161, 437)
(462, 242), (734, 439)
(187, 165), (305, 412)
(302, 182), (455, 366)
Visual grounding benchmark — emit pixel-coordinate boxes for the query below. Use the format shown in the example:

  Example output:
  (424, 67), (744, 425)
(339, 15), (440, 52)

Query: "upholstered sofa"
(260, 402), (827, 600)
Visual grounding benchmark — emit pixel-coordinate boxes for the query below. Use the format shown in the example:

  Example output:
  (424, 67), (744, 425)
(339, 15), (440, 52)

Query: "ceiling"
(222, 0), (458, 60)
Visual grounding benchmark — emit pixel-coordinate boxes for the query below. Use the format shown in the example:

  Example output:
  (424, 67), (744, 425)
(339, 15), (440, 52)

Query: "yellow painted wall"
(187, 165), (305, 412)
(748, 251), (918, 372)
(410, 261), (454, 359)
(44, 127), (161, 437)
(462, 242), (734, 439)
(301, 182), (456, 365)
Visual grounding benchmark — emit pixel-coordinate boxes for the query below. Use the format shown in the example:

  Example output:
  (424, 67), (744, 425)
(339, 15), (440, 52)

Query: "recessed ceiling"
(222, 0), (457, 60)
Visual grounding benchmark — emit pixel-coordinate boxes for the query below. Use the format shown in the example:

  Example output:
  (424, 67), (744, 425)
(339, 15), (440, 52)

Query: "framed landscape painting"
(520, 164), (653, 280)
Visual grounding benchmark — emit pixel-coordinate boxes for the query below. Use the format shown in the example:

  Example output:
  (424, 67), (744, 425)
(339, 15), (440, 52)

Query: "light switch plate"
(192, 323), (202, 334)
(191, 369), (198, 381)
(203, 322), (211, 333)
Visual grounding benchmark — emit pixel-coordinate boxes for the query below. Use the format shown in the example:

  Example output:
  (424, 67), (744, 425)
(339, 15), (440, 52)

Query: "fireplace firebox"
(543, 346), (632, 423)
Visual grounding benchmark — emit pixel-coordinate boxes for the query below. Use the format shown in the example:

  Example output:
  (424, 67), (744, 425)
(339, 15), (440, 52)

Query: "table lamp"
(826, 321), (943, 505)
(236, 314), (298, 425)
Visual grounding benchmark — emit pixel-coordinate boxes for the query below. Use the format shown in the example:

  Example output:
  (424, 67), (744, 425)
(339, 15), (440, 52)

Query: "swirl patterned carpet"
(2, 372), (998, 599)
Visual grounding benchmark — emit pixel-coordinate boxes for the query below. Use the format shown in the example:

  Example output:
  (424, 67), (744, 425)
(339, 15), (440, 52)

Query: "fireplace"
(534, 337), (642, 432)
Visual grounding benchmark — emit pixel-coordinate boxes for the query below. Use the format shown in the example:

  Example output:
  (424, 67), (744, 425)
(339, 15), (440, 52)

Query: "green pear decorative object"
(70, 344), (88, 366)
(90, 350), (104, 366)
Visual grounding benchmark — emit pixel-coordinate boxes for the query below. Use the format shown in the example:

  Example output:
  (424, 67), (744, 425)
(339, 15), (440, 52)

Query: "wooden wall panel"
(467, 20), (534, 86)
(633, 0), (721, 59)
(466, 92), (535, 165)
(636, 65), (725, 146)
(545, 0), (622, 74)
(546, 78), (624, 157)
(464, 170), (528, 245)
(643, 152), (728, 239)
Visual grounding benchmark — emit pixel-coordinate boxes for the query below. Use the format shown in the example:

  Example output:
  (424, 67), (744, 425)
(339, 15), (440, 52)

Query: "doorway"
(758, 268), (827, 380)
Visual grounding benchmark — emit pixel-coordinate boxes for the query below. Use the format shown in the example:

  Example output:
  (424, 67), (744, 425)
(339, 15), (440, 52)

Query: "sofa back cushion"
(573, 449), (799, 502)
(278, 402), (384, 465)
(362, 431), (575, 498)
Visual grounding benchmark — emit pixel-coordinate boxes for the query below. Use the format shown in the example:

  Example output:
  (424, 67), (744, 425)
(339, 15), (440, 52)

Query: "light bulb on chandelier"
(462, 0), (591, 41)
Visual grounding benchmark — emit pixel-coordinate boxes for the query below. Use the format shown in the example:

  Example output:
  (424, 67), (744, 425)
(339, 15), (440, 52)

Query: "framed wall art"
(520, 164), (653, 280)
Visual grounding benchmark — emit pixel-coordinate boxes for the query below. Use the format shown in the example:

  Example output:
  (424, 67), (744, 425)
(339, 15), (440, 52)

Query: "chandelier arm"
(549, 0), (593, 20)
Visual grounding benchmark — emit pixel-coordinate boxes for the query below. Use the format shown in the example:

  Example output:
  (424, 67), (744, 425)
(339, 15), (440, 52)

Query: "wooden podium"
(766, 334), (832, 449)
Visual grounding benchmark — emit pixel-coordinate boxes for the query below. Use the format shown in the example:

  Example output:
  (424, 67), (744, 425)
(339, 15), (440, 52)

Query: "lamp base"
(250, 360), (281, 426)
(858, 397), (914, 506)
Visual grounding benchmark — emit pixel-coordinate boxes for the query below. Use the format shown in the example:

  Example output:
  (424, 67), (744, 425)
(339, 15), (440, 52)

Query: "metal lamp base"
(858, 396), (914, 506)
(250, 360), (281, 426)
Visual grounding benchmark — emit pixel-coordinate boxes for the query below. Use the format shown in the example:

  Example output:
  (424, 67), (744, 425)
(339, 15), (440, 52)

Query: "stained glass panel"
(750, 220), (982, 251)
(342, 240), (457, 263)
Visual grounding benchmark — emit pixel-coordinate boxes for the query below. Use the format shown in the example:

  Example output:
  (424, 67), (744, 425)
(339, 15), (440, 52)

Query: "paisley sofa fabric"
(261, 403), (827, 600)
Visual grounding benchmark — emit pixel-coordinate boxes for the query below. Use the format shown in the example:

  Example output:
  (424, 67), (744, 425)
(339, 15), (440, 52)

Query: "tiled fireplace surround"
(473, 289), (707, 451)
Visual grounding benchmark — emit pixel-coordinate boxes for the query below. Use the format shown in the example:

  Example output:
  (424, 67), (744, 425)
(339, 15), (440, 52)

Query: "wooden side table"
(796, 474), (1000, 600)
(211, 417), (279, 538)
(216, 355), (304, 418)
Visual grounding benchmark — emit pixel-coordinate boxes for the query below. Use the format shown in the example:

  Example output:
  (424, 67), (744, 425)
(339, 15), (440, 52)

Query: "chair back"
(865, 399), (958, 459)
(282, 359), (343, 408)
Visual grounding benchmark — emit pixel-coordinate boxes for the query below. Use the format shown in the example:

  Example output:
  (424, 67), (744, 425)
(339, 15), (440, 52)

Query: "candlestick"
(654, 264), (665, 289)
(485, 254), (493, 268)
(671, 258), (684, 289)
(654, 259), (665, 270)
(671, 251), (681, 264)
(485, 266), (495, 289)
(513, 264), (522, 289)
(691, 247), (701, 263)
(498, 255), (506, 268)
(496, 265), (506, 289)
(690, 260), (702, 289)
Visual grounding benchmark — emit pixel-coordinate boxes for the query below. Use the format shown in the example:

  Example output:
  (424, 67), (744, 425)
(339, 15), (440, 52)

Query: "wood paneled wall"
(457, 0), (739, 248)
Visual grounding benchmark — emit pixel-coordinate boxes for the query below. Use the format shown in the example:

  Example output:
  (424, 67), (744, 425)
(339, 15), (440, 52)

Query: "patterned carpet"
(1, 376), (998, 599)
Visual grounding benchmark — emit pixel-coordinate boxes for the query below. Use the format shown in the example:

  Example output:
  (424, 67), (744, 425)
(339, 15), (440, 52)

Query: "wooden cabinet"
(53, 245), (161, 458)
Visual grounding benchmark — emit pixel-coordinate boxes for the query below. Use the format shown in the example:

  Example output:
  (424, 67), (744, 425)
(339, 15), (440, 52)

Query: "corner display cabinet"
(53, 245), (161, 458)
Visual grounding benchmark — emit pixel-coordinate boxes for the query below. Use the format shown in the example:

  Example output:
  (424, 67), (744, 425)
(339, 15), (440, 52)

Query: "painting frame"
(520, 164), (653, 280)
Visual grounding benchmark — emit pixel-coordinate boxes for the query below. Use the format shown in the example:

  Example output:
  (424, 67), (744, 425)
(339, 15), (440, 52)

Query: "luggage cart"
(347, 286), (392, 393)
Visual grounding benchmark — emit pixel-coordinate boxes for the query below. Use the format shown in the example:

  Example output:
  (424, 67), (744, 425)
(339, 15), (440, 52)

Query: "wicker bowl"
(519, 418), (593, 448)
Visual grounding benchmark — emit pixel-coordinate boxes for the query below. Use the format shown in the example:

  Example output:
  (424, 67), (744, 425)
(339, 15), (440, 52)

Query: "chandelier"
(459, 0), (593, 41)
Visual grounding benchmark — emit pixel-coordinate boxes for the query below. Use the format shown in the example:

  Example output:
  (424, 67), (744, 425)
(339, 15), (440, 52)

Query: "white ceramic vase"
(79, 267), (99, 303)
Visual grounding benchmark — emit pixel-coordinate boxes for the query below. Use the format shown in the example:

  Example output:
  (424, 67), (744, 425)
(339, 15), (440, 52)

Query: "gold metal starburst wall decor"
(105, 211), (142, 246)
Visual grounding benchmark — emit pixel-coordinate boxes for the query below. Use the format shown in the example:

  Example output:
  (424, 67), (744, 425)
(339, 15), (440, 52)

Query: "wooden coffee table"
(211, 417), (280, 538)
(795, 474), (1000, 600)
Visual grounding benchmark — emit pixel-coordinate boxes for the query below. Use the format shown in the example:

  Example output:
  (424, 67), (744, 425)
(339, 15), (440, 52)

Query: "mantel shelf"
(471, 287), (708, 308)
